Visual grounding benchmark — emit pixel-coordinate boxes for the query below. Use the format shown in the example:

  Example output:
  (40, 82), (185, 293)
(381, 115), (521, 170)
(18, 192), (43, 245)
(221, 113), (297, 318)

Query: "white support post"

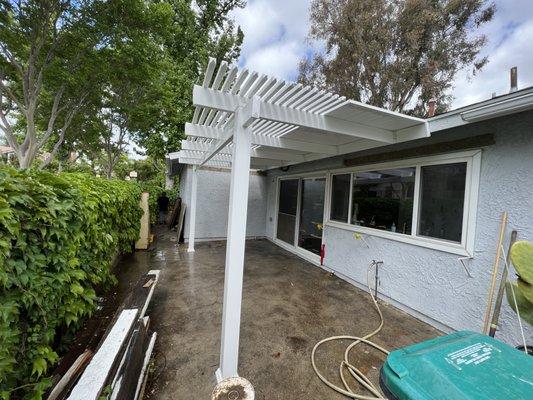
(187, 166), (198, 252)
(217, 107), (252, 381)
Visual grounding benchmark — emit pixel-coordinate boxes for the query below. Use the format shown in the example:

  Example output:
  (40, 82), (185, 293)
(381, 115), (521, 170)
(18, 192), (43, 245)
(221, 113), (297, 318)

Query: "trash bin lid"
(380, 330), (533, 400)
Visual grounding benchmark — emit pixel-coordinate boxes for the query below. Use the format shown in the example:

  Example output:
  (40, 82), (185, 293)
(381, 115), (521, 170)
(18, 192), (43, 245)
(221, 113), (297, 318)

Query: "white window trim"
(324, 150), (481, 256)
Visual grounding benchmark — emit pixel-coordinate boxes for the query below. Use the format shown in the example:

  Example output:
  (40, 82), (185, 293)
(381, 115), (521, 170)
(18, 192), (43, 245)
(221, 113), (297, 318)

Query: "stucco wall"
(180, 166), (268, 241)
(264, 111), (533, 346)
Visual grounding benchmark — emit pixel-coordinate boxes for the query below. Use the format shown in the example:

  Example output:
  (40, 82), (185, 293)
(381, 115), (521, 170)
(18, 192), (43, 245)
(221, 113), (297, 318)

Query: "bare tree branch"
(40, 92), (88, 169)
(0, 42), (24, 76)
(0, 94), (20, 152)
(37, 85), (66, 148)
(0, 78), (25, 114)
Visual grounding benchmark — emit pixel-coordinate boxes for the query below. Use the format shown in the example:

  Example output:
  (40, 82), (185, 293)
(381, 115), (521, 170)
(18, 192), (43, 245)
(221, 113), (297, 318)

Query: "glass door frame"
(274, 173), (329, 264)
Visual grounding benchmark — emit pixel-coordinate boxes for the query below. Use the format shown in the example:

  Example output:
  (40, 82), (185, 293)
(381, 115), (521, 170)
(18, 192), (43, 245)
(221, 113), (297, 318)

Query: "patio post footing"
(212, 376), (254, 400)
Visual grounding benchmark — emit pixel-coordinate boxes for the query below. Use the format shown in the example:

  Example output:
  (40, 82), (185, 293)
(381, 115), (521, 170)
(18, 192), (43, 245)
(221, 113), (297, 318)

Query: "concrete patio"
(136, 228), (441, 399)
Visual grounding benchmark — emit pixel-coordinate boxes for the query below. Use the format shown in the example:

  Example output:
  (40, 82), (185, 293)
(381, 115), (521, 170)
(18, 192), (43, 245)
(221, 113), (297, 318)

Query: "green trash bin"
(380, 330), (533, 400)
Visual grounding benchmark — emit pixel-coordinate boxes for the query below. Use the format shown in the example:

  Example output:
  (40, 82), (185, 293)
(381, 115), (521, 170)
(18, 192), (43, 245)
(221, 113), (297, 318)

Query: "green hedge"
(0, 167), (142, 399)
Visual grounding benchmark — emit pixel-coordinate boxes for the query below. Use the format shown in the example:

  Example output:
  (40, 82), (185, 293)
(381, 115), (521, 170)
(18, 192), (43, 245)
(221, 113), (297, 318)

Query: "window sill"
(324, 221), (471, 257)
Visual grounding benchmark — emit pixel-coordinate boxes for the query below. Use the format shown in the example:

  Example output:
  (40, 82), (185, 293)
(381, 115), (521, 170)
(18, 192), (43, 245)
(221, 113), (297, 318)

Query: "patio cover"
(170, 58), (429, 385)
(169, 58), (429, 169)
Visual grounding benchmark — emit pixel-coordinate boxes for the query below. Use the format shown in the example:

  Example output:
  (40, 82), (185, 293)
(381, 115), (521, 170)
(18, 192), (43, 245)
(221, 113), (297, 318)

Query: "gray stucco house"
(171, 85), (533, 350)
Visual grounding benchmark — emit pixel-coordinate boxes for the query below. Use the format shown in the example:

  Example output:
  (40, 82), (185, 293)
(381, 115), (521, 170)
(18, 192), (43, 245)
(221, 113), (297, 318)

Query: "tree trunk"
(17, 146), (38, 169)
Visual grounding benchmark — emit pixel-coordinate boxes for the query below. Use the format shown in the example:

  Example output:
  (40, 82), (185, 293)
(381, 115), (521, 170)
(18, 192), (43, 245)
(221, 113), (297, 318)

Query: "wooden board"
(176, 203), (186, 243)
(344, 134), (495, 167)
(140, 270), (160, 318)
(135, 332), (157, 400)
(112, 320), (150, 400)
(166, 197), (182, 229)
(47, 350), (93, 400)
(67, 309), (139, 400)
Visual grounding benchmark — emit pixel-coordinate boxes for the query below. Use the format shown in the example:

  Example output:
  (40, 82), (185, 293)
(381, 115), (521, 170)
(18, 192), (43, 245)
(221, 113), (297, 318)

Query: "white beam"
(187, 166), (198, 252)
(185, 123), (227, 140)
(181, 140), (307, 162)
(185, 123), (338, 155)
(179, 157), (232, 168)
(192, 87), (395, 143)
(395, 122), (430, 141)
(193, 85), (246, 113)
(218, 108), (252, 381)
(179, 155), (285, 168)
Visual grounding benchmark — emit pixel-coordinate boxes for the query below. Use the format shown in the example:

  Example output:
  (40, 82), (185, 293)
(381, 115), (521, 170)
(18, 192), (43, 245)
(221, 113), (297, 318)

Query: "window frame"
(324, 150), (481, 256)
(273, 172), (329, 265)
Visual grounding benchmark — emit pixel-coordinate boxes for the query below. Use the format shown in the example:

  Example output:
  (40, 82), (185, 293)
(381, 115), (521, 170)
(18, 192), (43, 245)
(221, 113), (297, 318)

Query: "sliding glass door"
(298, 178), (326, 255)
(276, 177), (326, 257)
(276, 179), (299, 245)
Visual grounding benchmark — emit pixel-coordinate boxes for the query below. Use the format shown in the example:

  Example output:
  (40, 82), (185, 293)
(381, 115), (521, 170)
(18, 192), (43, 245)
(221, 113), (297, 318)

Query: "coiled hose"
(311, 261), (389, 399)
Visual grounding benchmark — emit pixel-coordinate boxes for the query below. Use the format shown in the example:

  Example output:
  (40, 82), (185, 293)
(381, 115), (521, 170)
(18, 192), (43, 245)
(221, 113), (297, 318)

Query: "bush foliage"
(0, 167), (142, 399)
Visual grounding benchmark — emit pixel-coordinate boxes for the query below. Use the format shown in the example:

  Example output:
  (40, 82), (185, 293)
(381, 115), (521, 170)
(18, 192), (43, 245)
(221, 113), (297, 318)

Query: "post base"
(212, 376), (254, 400)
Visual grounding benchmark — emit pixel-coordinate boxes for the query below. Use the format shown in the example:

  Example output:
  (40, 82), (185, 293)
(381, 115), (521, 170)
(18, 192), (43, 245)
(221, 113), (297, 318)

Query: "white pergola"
(169, 58), (429, 383)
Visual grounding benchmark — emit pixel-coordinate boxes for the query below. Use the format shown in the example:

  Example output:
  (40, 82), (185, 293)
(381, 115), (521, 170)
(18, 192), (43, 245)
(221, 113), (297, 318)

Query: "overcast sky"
(232, 0), (533, 109)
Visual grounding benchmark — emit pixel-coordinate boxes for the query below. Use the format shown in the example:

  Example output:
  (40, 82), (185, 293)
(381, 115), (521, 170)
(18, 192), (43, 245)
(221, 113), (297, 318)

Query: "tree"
(132, 0), (245, 160)
(77, 0), (174, 179)
(299, 0), (495, 116)
(0, 0), (101, 168)
(0, 0), (174, 169)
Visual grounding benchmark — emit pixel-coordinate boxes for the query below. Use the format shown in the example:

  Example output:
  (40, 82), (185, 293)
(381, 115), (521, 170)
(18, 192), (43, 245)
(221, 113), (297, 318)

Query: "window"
(327, 152), (480, 255)
(351, 168), (415, 234)
(418, 163), (466, 242)
(330, 174), (350, 222)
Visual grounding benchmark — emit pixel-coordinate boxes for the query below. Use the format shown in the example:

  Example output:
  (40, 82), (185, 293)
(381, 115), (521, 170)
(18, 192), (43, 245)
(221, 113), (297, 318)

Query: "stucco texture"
(264, 111), (533, 346)
(180, 166), (267, 241)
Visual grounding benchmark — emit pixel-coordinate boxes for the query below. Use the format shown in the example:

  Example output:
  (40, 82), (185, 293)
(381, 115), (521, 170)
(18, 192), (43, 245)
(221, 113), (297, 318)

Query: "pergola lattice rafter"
(170, 58), (429, 169)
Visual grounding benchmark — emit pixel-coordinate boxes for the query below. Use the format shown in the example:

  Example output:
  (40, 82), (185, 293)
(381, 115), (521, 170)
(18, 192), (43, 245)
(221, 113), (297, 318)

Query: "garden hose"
(311, 261), (390, 399)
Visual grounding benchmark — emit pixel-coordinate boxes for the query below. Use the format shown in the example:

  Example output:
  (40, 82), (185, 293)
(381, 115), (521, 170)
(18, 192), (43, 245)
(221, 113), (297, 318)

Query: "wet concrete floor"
(122, 228), (441, 399)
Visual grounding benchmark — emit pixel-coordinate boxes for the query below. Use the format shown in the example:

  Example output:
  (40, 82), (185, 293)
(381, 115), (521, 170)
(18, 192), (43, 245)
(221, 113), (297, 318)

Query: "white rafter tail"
(202, 57), (217, 86)
(238, 71), (259, 96)
(269, 82), (295, 104)
(303, 92), (335, 112)
(291, 87), (320, 109)
(281, 85), (311, 107)
(243, 74), (268, 98)
(298, 89), (326, 110)
(256, 77), (278, 98)
(314, 96), (346, 114)
(275, 83), (302, 105)
(205, 65), (236, 126)
(262, 80), (286, 102)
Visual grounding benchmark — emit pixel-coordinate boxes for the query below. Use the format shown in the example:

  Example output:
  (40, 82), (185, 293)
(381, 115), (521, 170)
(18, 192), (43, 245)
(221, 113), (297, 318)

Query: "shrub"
(0, 167), (142, 399)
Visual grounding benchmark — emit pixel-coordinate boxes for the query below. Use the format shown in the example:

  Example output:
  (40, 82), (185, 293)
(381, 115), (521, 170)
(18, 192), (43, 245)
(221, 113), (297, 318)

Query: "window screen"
(418, 162), (467, 242)
(351, 168), (416, 234)
(330, 174), (351, 222)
